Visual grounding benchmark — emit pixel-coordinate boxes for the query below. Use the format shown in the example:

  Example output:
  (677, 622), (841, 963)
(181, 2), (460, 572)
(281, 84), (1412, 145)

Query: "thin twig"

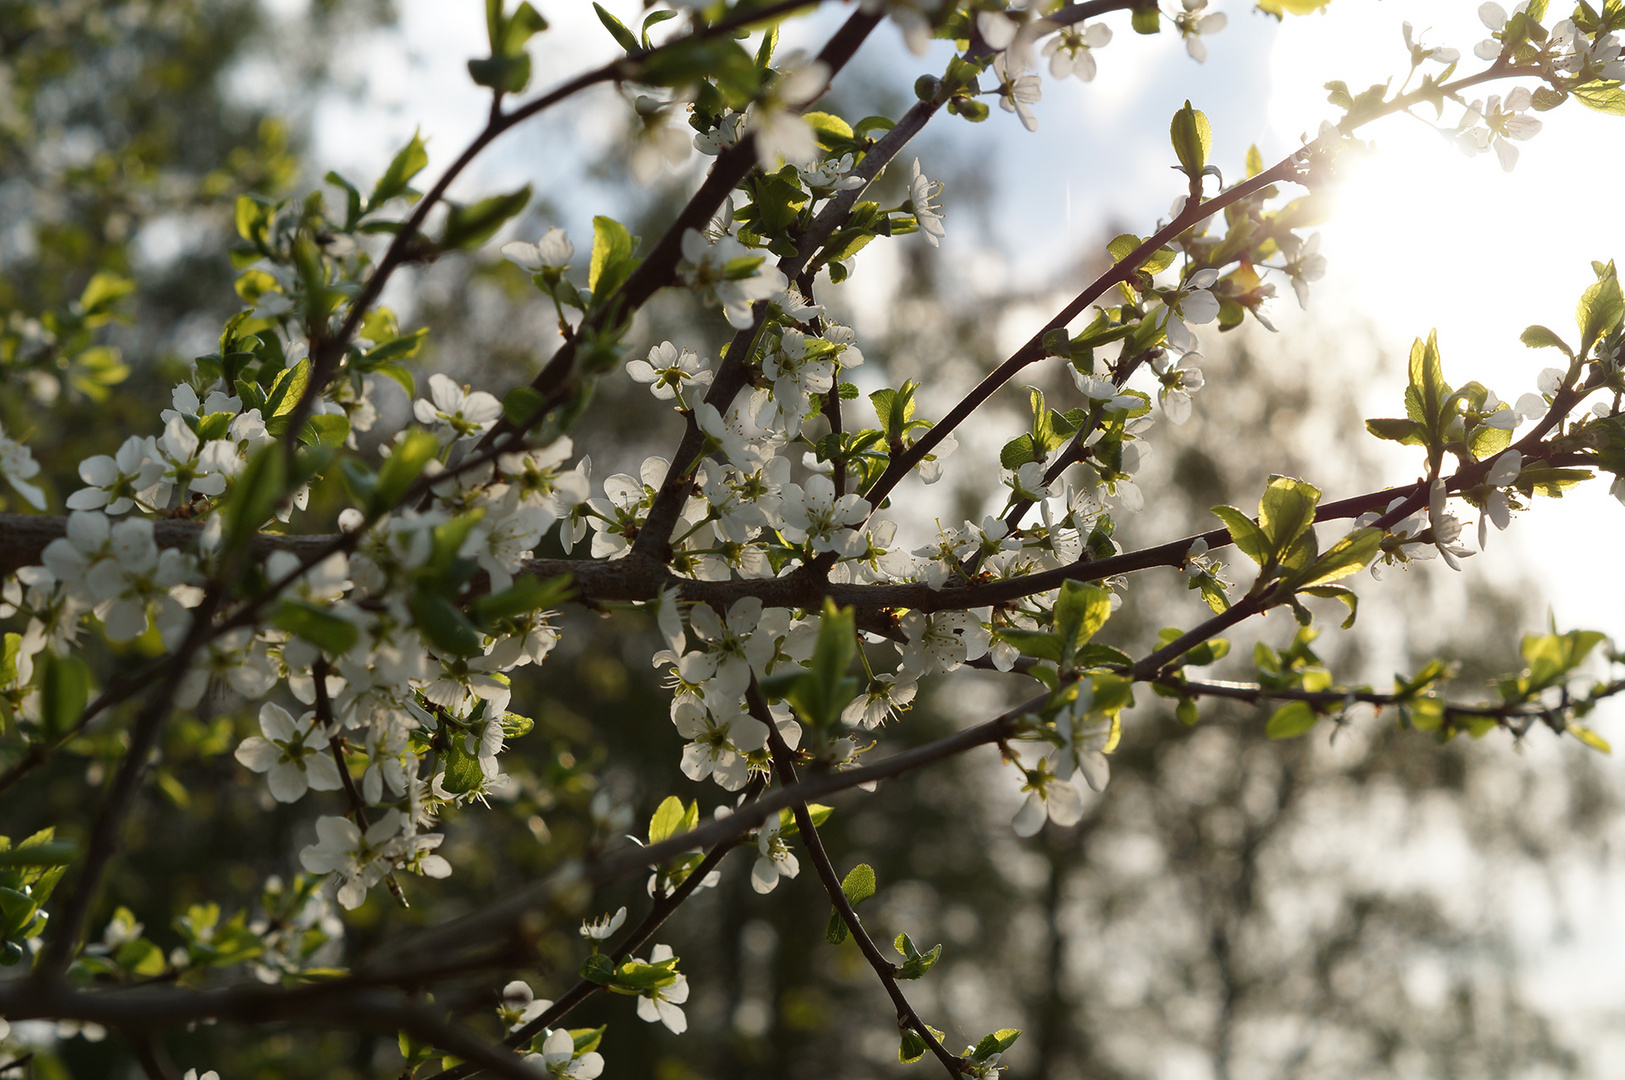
(749, 682), (966, 1077)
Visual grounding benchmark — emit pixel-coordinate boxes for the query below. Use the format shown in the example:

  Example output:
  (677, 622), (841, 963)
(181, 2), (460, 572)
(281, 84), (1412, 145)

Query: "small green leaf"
(438, 727), (487, 794)
(1257, 475), (1320, 555)
(1265, 700), (1319, 739)
(1211, 505), (1271, 565)
(0, 842), (75, 869)
(1520, 324), (1574, 355)
(441, 187), (532, 252)
(1570, 724), (1612, 754)
(1301, 584), (1359, 629)
(1294, 526), (1380, 587)
(588, 215), (636, 295)
(225, 445), (286, 556)
(503, 385), (546, 427)
(1577, 266), (1623, 354)
(1366, 417), (1424, 444)
(649, 796), (689, 844)
(409, 592), (482, 657)
(1053, 580), (1113, 664)
(580, 953), (616, 985)
(273, 599), (360, 656)
(1169, 100), (1212, 178)
(971, 1029), (1022, 1063)
(593, 2), (639, 52)
(1131, 3), (1161, 33)
(38, 652), (90, 741)
(373, 429), (441, 512)
(369, 130), (429, 210)
(840, 863), (876, 905)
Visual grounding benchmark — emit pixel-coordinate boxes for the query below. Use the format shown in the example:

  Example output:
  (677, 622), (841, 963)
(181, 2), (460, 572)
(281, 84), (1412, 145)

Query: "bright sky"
(272, 5), (1625, 1062)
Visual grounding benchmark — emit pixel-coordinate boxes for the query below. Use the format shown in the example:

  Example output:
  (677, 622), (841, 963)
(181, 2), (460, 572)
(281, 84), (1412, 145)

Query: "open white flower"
(1456, 88), (1541, 171)
(1176, 0), (1227, 62)
(627, 341), (713, 403)
(1478, 448), (1523, 548)
(1043, 21), (1111, 81)
(633, 944), (690, 1033)
(531, 1026), (605, 1080)
(909, 159), (946, 247)
(676, 229), (788, 330)
(501, 228), (574, 271)
(0, 421), (46, 510)
(580, 905), (627, 941)
(1152, 351), (1205, 424)
(498, 980), (552, 1031)
(751, 816), (801, 893)
(299, 809), (409, 910)
(991, 51), (1041, 131)
(747, 56), (828, 169)
(234, 703), (343, 803)
(1011, 755), (1085, 837)
(414, 373), (502, 440)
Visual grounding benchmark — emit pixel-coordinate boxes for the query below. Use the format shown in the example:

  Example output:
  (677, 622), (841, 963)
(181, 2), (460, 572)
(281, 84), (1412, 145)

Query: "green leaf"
(369, 130), (429, 210)
(273, 599), (360, 656)
(593, 2), (639, 52)
(225, 445), (286, 556)
(373, 429), (441, 512)
(38, 652), (90, 741)
(1244, 144), (1264, 177)
(438, 726), (488, 794)
(1131, 3), (1161, 33)
(826, 861), (878, 944)
(971, 1029), (1022, 1063)
(893, 932), (942, 979)
(1000, 433), (1037, 470)
(470, 574), (573, 625)
(789, 599), (858, 729)
(262, 358), (311, 428)
(1301, 584), (1359, 628)
(1573, 78), (1625, 114)
(361, 327), (430, 366)
(79, 271), (136, 317)
(1257, 475), (1320, 555)
(1294, 526), (1380, 587)
(1365, 417), (1423, 444)
(588, 215), (636, 296)
(441, 187), (532, 252)
(579, 953), (616, 985)
(840, 862), (876, 905)
(1570, 724), (1612, 753)
(1053, 580), (1113, 664)
(1404, 330), (1452, 472)
(648, 796), (690, 844)
(640, 38), (760, 105)
(1520, 324), (1574, 355)
(1265, 700), (1319, 739)
(468, 54), (532, 94)
(409, 592), (482, 657)
(1169, 100), (1212, 177)
(1211, 505), (1271, 565)
(1577, 266), (1623, 354)
(0, 842), (74, 869)
(300, 413), (350, 449)
(997, 629), (1064, 663)
(503, 385), (546, 427)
